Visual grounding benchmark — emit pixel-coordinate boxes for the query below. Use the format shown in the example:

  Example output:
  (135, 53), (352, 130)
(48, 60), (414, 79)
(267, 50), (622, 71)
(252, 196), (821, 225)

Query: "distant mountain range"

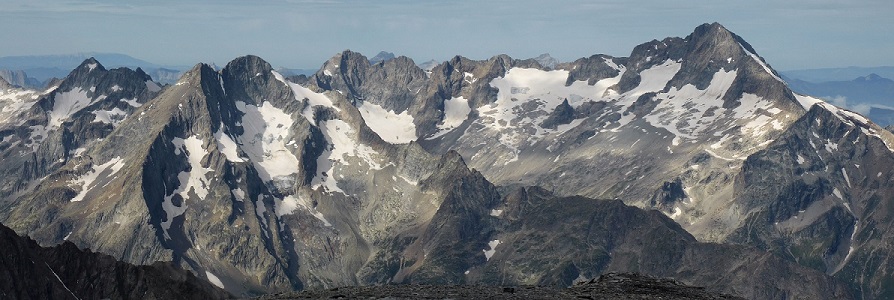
(0, 53), (181, 81)
(782, 67), (894, 83)
(782, 73), (894, 125)
(0, 53), (316, 87)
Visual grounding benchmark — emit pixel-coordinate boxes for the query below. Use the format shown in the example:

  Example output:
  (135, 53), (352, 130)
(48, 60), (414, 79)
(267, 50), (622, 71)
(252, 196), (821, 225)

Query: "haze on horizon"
(1, 0), (892, 71)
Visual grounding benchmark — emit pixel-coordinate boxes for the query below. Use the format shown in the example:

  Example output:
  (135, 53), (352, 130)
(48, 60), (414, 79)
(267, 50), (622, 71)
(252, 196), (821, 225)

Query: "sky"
(1, 0), (892, 71)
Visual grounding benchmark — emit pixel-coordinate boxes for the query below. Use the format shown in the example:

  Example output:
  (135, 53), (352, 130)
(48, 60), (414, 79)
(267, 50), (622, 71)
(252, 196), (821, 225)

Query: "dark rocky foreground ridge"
(257, 273), (743, 300)
(0, 222), (231, 300)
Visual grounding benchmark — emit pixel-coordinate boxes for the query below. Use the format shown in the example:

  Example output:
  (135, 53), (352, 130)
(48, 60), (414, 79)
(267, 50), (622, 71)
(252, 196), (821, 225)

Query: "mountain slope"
(784, 74), (894, 125)
(301, 23), (894, 298)
(1, 23), (891, 299)
(313, 22), (804, 242)
(0, 58), (160, 200)
(726, 99), (894, 299)
(0, 55), (506, 295)
(473, 187), (853, 300)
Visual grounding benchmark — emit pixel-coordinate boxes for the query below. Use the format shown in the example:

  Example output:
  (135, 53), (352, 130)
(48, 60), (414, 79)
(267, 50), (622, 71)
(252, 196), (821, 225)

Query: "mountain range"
(0, 53), (188, 87)
(1, 23), (892, 299)
(782, 67), (894, 83)
(783, 73), (894, 126)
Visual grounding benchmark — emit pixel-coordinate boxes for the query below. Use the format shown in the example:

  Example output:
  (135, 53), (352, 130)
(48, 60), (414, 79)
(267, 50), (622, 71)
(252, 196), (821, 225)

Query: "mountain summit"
(1, 23), (890, 299)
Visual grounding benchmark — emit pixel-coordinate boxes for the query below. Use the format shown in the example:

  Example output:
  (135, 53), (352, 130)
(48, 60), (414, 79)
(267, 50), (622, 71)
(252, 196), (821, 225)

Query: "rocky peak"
(616, 22), (799, 111)
(224, 55), (274, 79)
(0, 75), (12, 90)
(312, 50), (427, 113)
(855, 73), (890, 83)
(0, 69), (41, 89)
(687, 22), (742, 51)
(561, 54), (623, 86)
(418, 59), (440, 72)
(533, 53), (559, 69)
(369, 51), (396, 65)
(312, 50), (370, 99)
(220, 55), (291, 107)
(54, 58), (107, 91)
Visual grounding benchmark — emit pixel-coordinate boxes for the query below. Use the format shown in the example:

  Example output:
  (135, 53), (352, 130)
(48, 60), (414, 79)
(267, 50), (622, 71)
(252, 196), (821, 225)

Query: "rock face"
(726, 102), (894, 299)
(299, 23), (894, 298)
(0, 57), (161, 199)
(474, 187), (853, 300)
(0, 22), (890, 299)
(0, 69), (42, 88)
(259, 273), (743, 300)
(0, 222), (231, 300)
(0, 54), (505, 296)
(369, 51), (396, 65)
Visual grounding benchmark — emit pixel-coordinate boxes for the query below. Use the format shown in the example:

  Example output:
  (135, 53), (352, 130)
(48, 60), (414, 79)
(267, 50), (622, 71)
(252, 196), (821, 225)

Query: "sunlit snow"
(429, 96), (471, 139)
(235, 101), (299, 182)
(120, 98), (142, 108)
(91, 108), (128, 126)
(214, 126), (244, 162)
(276, 195), (332, 226)
(483, 239), (501, 261)
(357, 101), (417, 144)
(271, 70), (339, 122)
(48, 88), (93, 127)
(69, 156), (125, 202)
(312, 119), (382, 194)
(205, 271), (225, 289)
(161, 136), (213, 239)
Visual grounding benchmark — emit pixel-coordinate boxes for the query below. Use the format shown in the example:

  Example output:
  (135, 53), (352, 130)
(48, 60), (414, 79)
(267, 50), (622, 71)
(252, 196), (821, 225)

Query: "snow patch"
(429, 96), (471, 139)
(91, 107), (128, 126)
(625, 59), (681, 98)
(214, 126), (244, 162)
(160, 136), (213, 239)
(205, 271), (225, 289)
(357, 101), (417, 144)
(483, 239), (501, 261)
(479, 65), (624, 160)
(120, 98), (142, 107)
(255, 195), (267, 219)
(235, 101), (299, 183)
(824, 140), (839, 153)
(741, 45), (783, 82)
(49, 88), (93, 127)
(312, 119), (382, 194)
(276, 195), (331, 226)
(832, 188), (844, 200)
(642, 68), (737, 143)
(795, 94), (824, 110)
(69, 156), (125, 202)
(669, 207), (682, 219)
(231, 188), (245, 202)
(464, 72), (477, 83)
(271, 70), (339, 122)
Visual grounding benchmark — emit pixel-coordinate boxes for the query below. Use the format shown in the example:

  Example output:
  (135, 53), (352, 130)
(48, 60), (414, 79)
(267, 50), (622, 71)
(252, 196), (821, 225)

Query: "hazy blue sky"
(1, 0), (892, 70)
